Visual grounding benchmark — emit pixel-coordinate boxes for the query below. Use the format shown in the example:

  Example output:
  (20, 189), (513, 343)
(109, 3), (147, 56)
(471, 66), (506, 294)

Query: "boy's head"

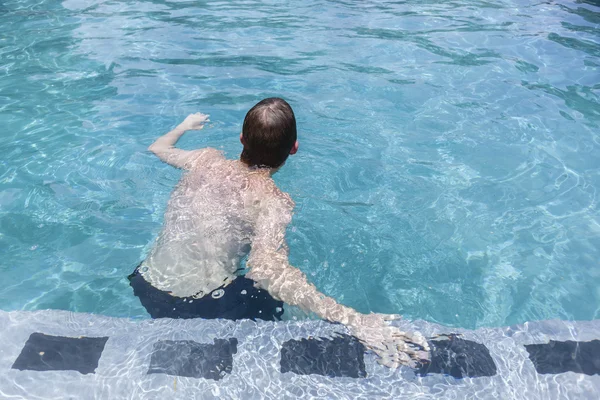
(240, 97), (298, 169)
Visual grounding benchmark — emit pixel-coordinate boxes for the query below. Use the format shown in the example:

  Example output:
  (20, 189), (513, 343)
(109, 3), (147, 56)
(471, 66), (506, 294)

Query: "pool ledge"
(0, 310), (599, 399)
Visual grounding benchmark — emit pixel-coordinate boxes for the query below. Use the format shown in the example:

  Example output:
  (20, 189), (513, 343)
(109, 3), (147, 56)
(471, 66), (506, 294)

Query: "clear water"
(1, 0), (599, 329)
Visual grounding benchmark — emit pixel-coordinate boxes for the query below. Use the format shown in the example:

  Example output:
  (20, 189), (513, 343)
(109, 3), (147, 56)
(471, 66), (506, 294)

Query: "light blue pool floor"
(1, 310), (599, 399)
(2, 0), (600, 330)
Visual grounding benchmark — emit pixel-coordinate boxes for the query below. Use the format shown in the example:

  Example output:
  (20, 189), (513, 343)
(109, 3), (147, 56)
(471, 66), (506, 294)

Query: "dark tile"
(417, 334), (497, 378)
(12, 332), (108, 375)
(280, 334), (366, 378)
(525, 340), (600, 375)
(147, 338), (237, 380)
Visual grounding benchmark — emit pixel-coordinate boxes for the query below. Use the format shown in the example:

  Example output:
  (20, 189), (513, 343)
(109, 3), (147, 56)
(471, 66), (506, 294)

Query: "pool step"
(0, 310), (599, 399)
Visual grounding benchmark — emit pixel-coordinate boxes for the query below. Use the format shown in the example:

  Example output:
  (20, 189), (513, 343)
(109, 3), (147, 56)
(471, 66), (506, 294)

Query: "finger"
(377, 358), (400, 369)
(399, 344), (420, 357)
(391, 333), (413, 343)
(391, 332), (430, 351)
(407, 335), (430, 352)
(366, 343), (389, 353)
(382, 314), (402, 321)
(377, 352), (403, 369)
(417, 350), (431, 362)
(398, 340), (427, 355)
(402, 347), (430, 364)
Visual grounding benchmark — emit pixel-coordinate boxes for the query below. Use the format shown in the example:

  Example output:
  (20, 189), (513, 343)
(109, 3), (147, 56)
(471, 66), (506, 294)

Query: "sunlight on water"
(0, 0), (599, 329)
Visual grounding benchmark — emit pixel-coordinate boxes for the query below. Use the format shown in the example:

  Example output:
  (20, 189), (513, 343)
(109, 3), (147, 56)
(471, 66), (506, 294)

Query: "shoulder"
(275, 187), (295, 211)
(185, 147), (225, 169)
(259, 181), (295, 223)
(252, 180), (295, 231)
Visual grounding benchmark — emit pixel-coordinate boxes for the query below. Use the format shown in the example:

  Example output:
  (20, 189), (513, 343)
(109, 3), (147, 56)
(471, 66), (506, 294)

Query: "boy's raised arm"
(148, 113), (209, 169)
(246, 194), (430, 368)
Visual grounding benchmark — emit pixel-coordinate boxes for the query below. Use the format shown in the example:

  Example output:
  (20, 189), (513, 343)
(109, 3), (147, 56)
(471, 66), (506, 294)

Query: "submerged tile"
(418, 334), (497, 378)
(525, 340), (600, 376)
(147, 338), (238, 380)
(280, 334), (367, 378)
(12, 332), (108, 375)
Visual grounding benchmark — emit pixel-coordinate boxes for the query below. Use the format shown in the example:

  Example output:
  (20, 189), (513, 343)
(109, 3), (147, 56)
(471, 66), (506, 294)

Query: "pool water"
(0, 0), (599, 329)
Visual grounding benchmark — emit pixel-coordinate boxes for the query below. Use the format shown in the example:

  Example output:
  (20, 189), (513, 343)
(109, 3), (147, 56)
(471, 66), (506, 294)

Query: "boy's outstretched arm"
(246, 194), (430, 368)
(148, 113), (209, 169)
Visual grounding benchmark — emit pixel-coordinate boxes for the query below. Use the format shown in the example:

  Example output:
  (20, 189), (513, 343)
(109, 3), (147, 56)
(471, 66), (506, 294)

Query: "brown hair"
(240, 97), (297, 168)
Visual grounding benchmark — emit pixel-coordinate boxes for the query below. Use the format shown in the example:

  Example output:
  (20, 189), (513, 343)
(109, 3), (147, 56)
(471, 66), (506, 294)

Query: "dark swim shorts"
(128, 267), (284, 321)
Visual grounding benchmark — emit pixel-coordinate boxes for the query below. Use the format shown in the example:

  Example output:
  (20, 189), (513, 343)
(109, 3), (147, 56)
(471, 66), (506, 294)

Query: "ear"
(240, 132), (245, 145)
(289, 140), (299, 155)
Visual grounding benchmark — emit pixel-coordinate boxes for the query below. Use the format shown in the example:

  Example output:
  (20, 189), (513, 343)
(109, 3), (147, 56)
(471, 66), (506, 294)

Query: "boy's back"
(142, 148), (293, 298)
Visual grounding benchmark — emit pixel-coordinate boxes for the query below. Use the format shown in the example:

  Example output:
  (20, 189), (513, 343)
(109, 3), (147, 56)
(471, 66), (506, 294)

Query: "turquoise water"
(1, 0), (599, 329)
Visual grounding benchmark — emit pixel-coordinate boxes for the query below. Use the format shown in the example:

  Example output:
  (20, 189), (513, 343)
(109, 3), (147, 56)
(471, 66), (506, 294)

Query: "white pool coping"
(0, 310), (599, 399)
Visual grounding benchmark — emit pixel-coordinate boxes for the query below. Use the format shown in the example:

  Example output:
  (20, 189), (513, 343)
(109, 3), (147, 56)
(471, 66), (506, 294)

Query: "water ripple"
(0, 0), (599, 329)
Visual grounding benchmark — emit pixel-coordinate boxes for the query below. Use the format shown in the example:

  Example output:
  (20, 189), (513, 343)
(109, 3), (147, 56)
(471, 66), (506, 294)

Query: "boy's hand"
(348, 313), (430, 368)
(179, 113), (209, 131)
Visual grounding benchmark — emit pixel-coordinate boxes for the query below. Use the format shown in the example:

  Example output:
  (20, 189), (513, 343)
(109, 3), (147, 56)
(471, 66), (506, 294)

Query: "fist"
(180, 112), (209, 130)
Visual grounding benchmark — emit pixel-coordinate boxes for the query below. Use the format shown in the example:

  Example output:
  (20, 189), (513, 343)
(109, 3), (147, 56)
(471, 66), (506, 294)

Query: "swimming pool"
(1, 0), (599, 332)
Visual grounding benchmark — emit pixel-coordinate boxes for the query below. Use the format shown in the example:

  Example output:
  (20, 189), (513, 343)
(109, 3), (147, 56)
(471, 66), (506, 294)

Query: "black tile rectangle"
(147, 338), (238, 380)
(280, 334), (367, 378)
(417, 334), (497, 378)
(525, 340), (600, 375)
(12, 332), (109, 375)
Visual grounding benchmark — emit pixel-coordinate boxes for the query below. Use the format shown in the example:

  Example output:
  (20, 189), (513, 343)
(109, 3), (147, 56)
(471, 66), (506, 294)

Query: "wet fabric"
(128, 267), (284, 321)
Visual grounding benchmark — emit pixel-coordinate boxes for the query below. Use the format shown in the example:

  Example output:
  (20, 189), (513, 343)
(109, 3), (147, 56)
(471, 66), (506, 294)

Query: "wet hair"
(240, 97), (297, 169)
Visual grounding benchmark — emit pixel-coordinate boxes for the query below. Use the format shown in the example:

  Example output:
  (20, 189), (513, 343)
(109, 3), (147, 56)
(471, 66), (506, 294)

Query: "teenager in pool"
(129, 97), (429, 368)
